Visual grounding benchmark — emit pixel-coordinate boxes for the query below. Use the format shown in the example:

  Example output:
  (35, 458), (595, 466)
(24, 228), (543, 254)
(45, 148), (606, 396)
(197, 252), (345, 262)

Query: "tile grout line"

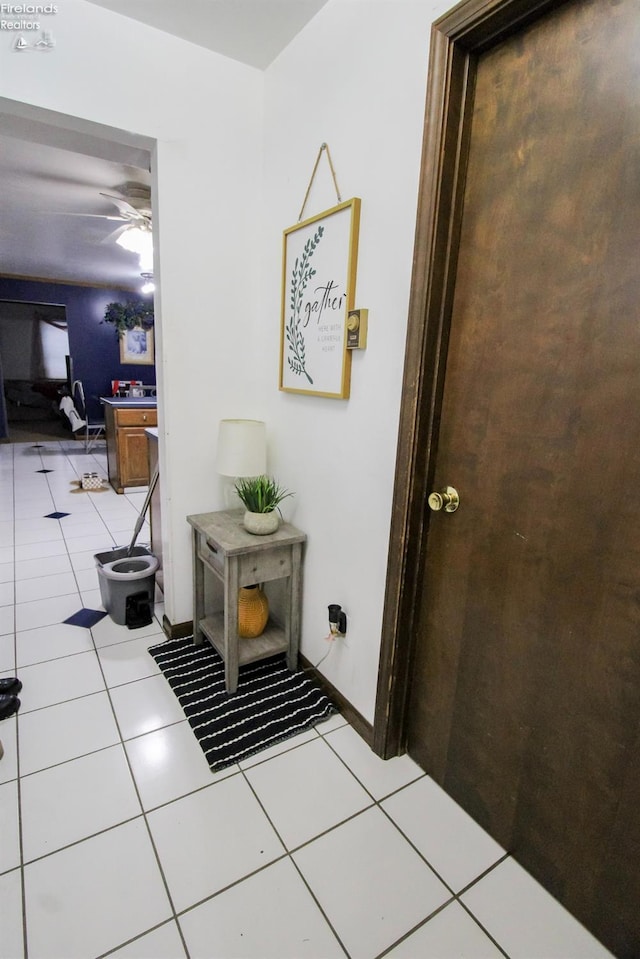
(49, 443), (117, 592)
(454, 856), (512, 958)
(373, 899), (457, 959)
(12, 625), (483, 959)
(232, 727), (498, 959)
(13, 444), (29, 959)
(92, 919), (182, 959)
(314, 733), (464, 957)
(14, 441), (190, 959)
(121, 714), (355, 946)
(238, 762), (353, 959)
(88, 622), (194, 959)
(6, 442), (515, 959)
(90, 707), (356, 948)
(17, 440), (71, 959)
(319, 729), (513, 959)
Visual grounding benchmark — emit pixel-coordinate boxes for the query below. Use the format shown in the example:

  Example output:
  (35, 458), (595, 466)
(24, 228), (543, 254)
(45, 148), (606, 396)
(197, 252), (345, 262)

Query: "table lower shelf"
(199, 612), (290, 666)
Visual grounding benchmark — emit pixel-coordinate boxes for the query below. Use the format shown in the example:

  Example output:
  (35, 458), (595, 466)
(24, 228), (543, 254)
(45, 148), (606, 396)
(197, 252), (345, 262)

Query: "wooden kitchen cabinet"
(103, 400), (158, 493)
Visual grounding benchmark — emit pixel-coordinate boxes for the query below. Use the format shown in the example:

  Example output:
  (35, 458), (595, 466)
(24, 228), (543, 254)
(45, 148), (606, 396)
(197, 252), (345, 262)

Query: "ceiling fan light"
(116, 225), (152, 256)
(138, 244), (154, 273)
(140, 273), (155, 294)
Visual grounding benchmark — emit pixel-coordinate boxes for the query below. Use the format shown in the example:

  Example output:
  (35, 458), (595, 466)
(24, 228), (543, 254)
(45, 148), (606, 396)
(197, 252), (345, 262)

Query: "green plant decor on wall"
(103, 301), (154, 337)
(286, 224), (324, 384)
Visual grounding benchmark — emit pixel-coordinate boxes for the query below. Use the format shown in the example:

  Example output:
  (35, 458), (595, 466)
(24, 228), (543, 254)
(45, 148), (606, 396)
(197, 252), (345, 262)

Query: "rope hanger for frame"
(298, 143), (342, 221)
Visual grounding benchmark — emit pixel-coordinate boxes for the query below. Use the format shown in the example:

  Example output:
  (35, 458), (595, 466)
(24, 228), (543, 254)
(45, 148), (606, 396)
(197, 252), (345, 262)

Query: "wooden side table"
(187, 509), (306, 693)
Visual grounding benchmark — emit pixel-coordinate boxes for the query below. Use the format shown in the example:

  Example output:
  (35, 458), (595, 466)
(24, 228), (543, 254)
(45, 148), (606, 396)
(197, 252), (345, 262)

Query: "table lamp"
(217, 419), (267, 479)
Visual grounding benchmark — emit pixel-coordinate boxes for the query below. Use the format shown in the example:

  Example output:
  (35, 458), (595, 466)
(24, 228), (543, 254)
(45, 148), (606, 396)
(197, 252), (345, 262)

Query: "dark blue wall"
(0, 278), (155, 420)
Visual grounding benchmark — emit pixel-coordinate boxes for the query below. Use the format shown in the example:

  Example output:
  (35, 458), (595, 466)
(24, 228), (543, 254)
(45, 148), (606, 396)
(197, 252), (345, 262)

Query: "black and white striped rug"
(148, 638), (337, 771)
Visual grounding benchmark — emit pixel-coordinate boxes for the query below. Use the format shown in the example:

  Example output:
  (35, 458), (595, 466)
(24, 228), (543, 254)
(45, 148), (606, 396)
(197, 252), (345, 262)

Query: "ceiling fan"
(43, 181), (154, 278)
(49, 182), (152, 241)
(97, 188), (153, 274)
(95, 184), (152, 245)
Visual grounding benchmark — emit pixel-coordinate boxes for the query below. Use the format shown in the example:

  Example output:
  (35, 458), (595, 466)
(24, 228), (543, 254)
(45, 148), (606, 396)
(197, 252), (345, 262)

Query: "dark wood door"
(404, 0), (640, 954)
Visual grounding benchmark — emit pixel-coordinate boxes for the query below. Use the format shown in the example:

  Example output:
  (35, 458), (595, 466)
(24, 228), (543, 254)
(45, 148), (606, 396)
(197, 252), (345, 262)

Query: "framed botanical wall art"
(120, 325), (155, 365)
(280, 198), (361, 398)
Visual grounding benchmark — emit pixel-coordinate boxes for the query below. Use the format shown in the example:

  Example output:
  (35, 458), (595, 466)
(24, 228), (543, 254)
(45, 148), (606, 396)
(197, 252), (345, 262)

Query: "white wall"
(260, 0), (451, 721)
(0, 0), (264, 625)
(1, 0), (454, 726)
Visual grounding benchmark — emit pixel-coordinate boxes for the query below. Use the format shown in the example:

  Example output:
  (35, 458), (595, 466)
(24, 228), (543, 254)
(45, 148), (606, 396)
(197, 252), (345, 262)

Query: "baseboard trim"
(300, 653), (373, 747)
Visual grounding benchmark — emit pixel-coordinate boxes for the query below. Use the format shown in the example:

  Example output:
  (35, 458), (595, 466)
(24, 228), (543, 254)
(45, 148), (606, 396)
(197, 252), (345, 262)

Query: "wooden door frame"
(373, 0), (565, 759)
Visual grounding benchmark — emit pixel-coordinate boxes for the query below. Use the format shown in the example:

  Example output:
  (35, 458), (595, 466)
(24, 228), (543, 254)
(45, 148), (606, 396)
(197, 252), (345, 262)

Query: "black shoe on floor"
(0, 695), (20, 721)
(0, 678), (22, 696)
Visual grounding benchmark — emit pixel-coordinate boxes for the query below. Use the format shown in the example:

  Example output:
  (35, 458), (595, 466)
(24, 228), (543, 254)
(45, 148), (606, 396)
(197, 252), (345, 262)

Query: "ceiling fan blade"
(42, 212), (126, 221)
(99, 193), (146, 220)
(100, 223), (131, 245)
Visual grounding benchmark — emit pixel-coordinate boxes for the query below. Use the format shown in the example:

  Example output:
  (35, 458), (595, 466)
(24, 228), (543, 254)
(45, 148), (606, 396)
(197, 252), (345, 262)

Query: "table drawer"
(239, 549), (292, 584)
(115, 408), (157, 428)
(198, 534), (224, 575)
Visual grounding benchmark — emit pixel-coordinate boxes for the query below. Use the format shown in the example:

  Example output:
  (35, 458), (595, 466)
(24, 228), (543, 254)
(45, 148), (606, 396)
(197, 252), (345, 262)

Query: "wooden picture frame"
(120, 325), (154, 366)
(279, 198), (361, 398)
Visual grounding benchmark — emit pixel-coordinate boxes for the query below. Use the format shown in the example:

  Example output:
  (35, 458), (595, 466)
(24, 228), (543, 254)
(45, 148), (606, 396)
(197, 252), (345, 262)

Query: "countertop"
(100, 397), (158, 408)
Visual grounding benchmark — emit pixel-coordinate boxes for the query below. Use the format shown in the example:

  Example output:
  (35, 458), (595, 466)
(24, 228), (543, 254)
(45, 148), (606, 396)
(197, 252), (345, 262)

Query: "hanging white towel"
(59, 395), (86, 432)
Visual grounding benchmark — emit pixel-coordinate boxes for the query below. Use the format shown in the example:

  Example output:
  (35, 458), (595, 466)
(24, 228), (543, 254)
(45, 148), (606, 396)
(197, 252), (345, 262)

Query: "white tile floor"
(0, 441), (616, 959)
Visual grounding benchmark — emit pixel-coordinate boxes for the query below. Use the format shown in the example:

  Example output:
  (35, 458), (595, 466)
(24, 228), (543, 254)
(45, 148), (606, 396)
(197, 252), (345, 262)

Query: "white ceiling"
(85, 0), (328, 70)
(0, 124), (153, 291)
(0, 1), (328, 293)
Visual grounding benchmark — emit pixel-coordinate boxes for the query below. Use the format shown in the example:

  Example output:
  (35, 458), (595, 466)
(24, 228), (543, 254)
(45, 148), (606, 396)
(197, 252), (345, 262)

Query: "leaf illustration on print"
(286, 224), (324, 384)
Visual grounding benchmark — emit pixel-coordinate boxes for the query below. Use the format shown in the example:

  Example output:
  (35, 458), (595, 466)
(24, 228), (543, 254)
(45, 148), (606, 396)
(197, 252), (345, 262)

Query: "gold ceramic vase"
(238, 585), (269, 638)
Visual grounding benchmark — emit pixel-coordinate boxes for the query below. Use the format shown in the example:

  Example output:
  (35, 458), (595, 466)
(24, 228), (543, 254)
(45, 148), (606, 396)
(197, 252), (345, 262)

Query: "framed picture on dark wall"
(279, 197), (361, 399)
(120, 325), (154, 365)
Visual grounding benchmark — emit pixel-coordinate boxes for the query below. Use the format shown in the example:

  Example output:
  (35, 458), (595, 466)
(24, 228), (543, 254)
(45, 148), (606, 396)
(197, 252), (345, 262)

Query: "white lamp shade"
(217, 419), (267, 477)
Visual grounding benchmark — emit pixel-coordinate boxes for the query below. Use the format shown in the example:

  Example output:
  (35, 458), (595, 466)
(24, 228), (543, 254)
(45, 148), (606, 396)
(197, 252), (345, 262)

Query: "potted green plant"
(103, 301), (154, 337)
(234, 475), (293, 535)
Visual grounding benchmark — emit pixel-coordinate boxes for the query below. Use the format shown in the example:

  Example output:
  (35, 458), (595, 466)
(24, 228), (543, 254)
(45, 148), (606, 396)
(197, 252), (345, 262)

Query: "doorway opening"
(0, 299), (72, 443)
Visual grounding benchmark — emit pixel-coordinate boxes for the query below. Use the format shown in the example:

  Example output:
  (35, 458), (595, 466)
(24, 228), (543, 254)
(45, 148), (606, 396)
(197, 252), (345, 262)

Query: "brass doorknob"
(428, 486), (460, 513)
